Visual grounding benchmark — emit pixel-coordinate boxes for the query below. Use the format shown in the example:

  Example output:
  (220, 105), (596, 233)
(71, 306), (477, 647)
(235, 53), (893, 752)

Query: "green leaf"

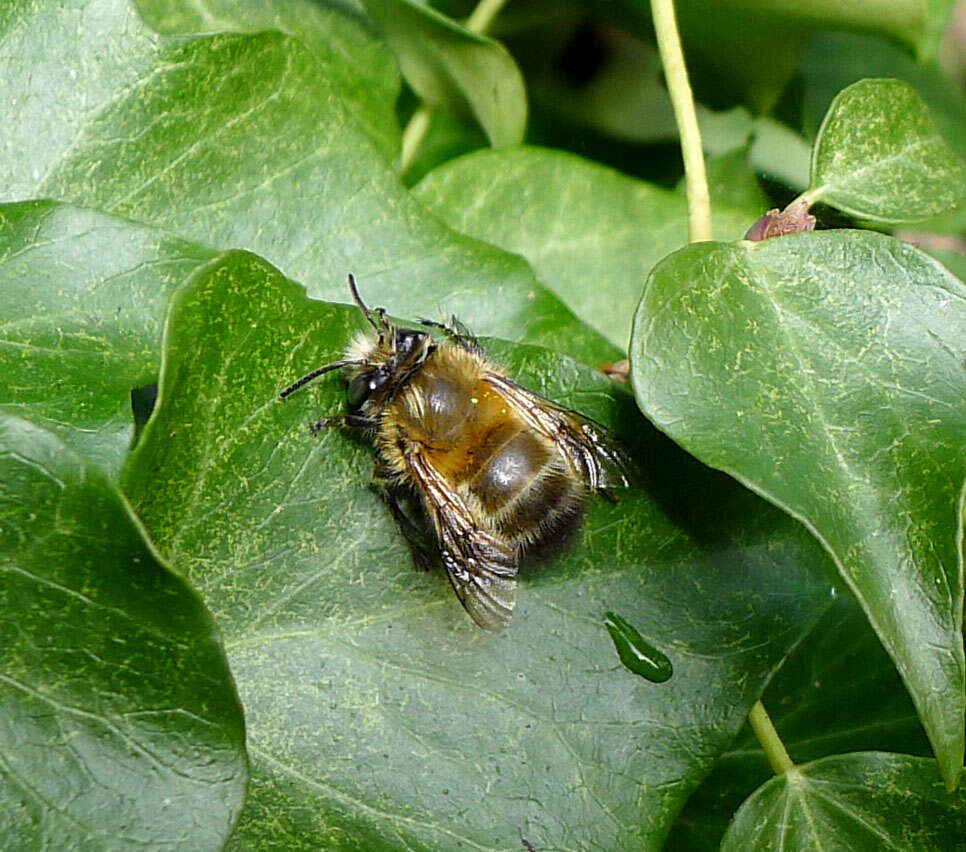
(414, 146), (754, 351)
(122, 251), (835, 850)
(667, 591), (933, 850)
(810, 78), (966, 223)
(0, 0), (607, 365)
(923, 246), (966, 282)
(0, 201), (217, 477)
(800, 33), (966, 162)
(360, 0), (527, 147)
(133, 0), (402, 160)
(631, 230), (966, 789)
(721, 753), (966, 850)
(0, 411), (247, 849)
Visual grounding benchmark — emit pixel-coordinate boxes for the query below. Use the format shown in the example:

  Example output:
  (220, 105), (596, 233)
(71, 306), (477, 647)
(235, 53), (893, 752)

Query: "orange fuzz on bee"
(280, 276), (632, 631)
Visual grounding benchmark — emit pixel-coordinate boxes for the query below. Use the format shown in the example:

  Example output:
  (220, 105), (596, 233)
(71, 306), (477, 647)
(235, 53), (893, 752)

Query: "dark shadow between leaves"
(609, 388), (794, 553)
(130, 382), (158, 450)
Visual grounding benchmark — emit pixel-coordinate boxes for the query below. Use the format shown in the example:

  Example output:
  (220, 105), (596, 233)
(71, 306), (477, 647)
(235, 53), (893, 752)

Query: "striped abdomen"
(466, 423), (585, 552)
(390, 352), (585, 554)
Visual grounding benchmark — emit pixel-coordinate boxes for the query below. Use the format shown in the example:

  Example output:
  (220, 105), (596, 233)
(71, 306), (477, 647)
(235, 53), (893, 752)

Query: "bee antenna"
(348, 274), (390, 335)
(279, 360), (364, 399)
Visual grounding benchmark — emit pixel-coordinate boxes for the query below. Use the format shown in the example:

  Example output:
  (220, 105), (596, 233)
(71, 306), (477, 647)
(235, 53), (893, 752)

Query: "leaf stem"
(650, 0), (712, 242)
(790, 186), (824, 209)
(748, 700), (795, 775)
(400, 103), (434, 174)
(465, 0), (511, 35)
(398, 0), (510, 174)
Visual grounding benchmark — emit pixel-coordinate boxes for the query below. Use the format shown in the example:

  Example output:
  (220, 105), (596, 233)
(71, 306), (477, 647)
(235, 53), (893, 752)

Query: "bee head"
(343, 327), (434, 412)
(341, 277), (435, 413)
(277, 275), (435, 407)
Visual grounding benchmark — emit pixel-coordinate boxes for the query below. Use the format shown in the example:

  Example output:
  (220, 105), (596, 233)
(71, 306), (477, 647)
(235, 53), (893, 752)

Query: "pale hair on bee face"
(344, 329), (378, 366)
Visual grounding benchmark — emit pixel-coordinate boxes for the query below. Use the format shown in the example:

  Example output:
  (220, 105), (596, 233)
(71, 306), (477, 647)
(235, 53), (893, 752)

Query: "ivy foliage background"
(0, 0), (964, 849)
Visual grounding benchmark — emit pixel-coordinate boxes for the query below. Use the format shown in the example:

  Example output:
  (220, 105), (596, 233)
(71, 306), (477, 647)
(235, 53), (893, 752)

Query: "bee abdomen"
(468, 429), (585, 552)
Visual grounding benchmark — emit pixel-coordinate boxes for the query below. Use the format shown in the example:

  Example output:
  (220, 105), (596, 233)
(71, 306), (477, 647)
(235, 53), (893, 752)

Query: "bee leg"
(417, 316), (484, 357)
(373, 467), (438, 571)
(309, 414), (373, 435)
(383, 492), (437, 571)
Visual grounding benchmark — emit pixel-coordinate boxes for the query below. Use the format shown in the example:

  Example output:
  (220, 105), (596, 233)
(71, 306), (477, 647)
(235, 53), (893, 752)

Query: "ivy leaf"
(0, 201), (217, 477)
(360, 0), (527, 147)
(800, 34), (966, 164)
(809, 78), (966, 223)
(122, 251), (835, 850)
(631, 230), (966, 789)
(0, 0), (607, 365)
(0, 411), (247, 849)
(721, 753), (966, 850)
(134, 0), (402, 160)
(922, 246), (966, 283)
(414, 146), (754, 350)
(667, 591), (933, 850)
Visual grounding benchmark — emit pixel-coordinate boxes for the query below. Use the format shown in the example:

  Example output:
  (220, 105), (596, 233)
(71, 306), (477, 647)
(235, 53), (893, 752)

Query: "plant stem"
(790, 186), (824, 209)
(398, 0), (510, 174)
(465, 0), (511, 35)
(650, 0), (712, 242)
(748, 701), (795, 775)
(400, 103), (434, 174)
(651, 0), (795, 785)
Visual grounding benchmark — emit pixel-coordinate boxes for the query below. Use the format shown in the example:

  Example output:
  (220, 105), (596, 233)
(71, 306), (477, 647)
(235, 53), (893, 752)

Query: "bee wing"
(483, 372), (635, 493)
(407, 451), (518, 631)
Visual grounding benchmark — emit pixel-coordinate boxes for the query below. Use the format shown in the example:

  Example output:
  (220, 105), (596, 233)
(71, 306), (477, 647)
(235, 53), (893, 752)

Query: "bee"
(280, 276), (632, 631)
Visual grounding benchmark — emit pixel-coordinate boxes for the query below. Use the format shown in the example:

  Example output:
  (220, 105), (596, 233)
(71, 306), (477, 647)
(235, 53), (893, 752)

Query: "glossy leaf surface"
(0, 412), (247, 849)
(122, 251), (835, 850)
(0, 0), (607, 365)
(631, 230), (966, 789)
(800, 33), (966, 165)
(810, 79), (966, 222)
(135, 0), (402, 159)
(667, 591), (933, 850)
(415, 146), (754, 350)
(721, 753), (966, 850)
(0, 201), (216, 477)
(361, 0), (527, 147)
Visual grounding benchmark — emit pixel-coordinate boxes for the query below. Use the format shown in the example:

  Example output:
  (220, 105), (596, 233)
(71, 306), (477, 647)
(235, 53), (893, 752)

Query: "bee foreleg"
(309, 415), (374, 435)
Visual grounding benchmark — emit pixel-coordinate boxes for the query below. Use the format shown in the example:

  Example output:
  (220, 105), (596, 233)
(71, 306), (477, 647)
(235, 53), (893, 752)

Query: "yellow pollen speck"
(470, 397), (479, 404)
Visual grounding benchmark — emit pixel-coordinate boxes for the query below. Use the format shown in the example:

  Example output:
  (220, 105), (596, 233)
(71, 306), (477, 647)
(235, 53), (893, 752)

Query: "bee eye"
(347, 369), (388, 411)
(395, 329), (425, 357)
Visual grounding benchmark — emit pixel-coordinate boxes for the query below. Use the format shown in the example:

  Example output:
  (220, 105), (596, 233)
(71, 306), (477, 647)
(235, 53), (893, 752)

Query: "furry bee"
(280, 276), (632, 631)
